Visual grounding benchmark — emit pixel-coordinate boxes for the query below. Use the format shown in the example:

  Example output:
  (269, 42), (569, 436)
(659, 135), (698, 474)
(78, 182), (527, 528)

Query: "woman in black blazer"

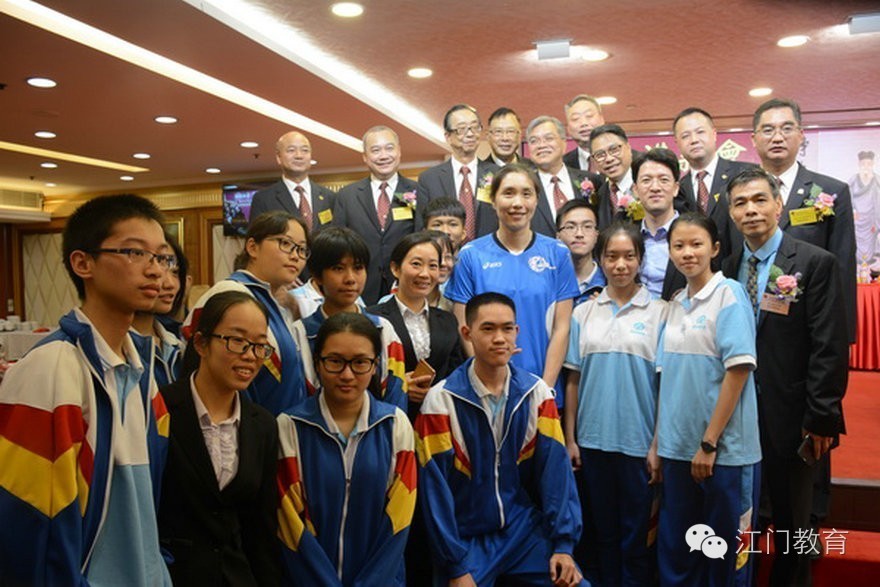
(159, 291), (280, 586)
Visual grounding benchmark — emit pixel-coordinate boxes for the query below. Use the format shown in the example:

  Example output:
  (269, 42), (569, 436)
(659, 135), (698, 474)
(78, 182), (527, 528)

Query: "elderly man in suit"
(482, 107), (524, 167)
(723, 167), (847, 586)
(417, 104), (499, 241)
(332, 126), (417, 304)
(249, 131), (335, 232)
(563, 94), (606, 173)
(524, 115), (598, 237)
(673, 107), (756, 260)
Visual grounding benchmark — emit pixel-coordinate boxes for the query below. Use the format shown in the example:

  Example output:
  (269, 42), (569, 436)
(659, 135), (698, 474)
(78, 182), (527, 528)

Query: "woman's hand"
(405, 372), (434, 403)
(691, 447), (716, 483)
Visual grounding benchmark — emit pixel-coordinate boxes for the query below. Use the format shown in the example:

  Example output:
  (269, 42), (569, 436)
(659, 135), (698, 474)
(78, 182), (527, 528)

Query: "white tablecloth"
(0, 330), (55, 360)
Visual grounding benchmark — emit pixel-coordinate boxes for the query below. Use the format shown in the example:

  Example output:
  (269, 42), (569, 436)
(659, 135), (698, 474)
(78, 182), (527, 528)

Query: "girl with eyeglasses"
(184, 211), (309, 415)
(277, 312), (416, 586)
(159, 291), (280, 586)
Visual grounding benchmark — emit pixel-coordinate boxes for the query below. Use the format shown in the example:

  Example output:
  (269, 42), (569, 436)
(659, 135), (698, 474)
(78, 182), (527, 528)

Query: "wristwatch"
(700, 440), (717, 453)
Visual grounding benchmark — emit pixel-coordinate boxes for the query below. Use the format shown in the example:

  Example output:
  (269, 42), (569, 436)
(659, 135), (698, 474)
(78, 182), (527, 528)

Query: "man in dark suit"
(417, 104), (499, 241)
(673, 107), (756, 261)
(589, 124), (637, 230)
(248, 130), (336, 232)
(723, 167), (847, 586)
(563, 94), (606, 173)
(481, 107), (524, 167)
(333, 126), (417, 304)
(525, 115), (598, 237)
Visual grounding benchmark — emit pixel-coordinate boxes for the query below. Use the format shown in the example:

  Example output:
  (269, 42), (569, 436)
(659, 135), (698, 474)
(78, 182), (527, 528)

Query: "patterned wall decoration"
(22, 232), (77, 326)
(212, 224), (243, 283)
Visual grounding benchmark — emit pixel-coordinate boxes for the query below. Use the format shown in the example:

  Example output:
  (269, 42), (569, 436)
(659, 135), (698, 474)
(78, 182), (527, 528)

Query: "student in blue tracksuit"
(417, 292), (586, 587)
(656, 213), (761, 587)
(445, 163), (580, 407)
(184, 211), (310, 415)
(277, 312), (416, 587)
(564, 222), (666, 585)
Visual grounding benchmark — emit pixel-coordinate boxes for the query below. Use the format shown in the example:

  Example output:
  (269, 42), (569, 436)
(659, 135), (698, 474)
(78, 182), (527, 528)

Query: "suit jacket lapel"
(708, 159), (734, 216)
(779, 163), (810, 230)
(535, 182), (556, 232)
(440, 162), (456, 197)
(425, 308), (446, 369)
(384, 299), (417, 369)
(273, 183), (297, 215)
(221, 401), (254, 498)
(355, 180), (382, 233)
(168, 381), (222, 497)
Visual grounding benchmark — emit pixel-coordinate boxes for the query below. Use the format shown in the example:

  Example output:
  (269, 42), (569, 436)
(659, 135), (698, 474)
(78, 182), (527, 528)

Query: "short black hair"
(753, 98), (802, 130)
(389, 231), (442, 269)
(672, 107), (715, 133)
(422, 196), (466, 223)
(668, 211), (719, 244)
(465, 292), (516, 325)
(596, 222), (645, 267)
(589, 123), (628, 146)
(488, 107), (521, 126)
(443, 104), (479, 132)
(234, 211), (308, 270)
(62, 194), (165, 299)
(555, 199), (598, 232)
(489, 162), (540, 201)
(167, 236), (189, 317)
(631, 148), (681, 182)
(726, 167), (781, 201)
(306, 226), (370, 277)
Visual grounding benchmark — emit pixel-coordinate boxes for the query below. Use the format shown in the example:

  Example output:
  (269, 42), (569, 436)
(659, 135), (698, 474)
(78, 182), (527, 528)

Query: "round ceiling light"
(777, 35), (809, 48)
(34, 131), (56, 139)
(154, 115), (178, 124)
(749, 87), (773, 97)
(27, 77), (57, 88)
(331, 2), (363, 17)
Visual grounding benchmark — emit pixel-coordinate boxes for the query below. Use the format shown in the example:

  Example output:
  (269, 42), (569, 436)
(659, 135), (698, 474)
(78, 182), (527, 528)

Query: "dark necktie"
(377, 181), (390, 230)
(459, 167), (476, 241)
(696, 170), (709, 214)
(295, 185), (312, 228)
(609, 181), (620, 210)
(747, 256), (760, 316)
(551, 176), (567, 212)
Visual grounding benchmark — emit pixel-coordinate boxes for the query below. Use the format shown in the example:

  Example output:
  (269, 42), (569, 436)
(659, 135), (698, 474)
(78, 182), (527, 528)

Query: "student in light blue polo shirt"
(564, 222), (666, 585)
(656, 213), (760, 587)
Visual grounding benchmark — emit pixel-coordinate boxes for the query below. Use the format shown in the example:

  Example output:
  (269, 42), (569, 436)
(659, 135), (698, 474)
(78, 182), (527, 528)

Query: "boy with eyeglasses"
(556, 199), (606, 306)
(0, 194), (174, 586)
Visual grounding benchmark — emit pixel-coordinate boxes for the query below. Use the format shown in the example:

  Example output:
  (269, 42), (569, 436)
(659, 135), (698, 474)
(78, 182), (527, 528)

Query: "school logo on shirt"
(692, 315), (708, 330)
(483, 261), (503, 270)
(528, 256), (556, 273)
(630, 321), (648, 336)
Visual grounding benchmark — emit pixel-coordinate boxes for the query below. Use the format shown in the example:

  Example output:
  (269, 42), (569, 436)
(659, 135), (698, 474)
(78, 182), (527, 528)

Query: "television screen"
(222, 181), (273, 236)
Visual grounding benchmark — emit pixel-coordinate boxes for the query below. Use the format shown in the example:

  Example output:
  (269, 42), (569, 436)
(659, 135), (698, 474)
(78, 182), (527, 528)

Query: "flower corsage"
(394, 190), (417, 209)
(802, 184), (836, 221)
(767, 265), (802, 303)
(616, 192), (645, 221)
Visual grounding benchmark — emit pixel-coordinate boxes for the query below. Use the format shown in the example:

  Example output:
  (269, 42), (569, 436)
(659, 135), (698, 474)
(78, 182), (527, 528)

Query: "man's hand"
(448, 573), (477, 587)
(567, 441), (582, 471)
(646, 443), (662, 485)
(691, 447), (716, 483)
(803, 428), (834, 461)
(549, 553), (582, 586)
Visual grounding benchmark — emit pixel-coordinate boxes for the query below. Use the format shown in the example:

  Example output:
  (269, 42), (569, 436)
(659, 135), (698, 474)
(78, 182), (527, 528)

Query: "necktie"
(551, 176), (567, 212)
(295, 185), (312, 228)
(696, 170), (709, 214)
(747, 256), (760, 316)
(377, 181), (390, 230)
(459, 167), (476, 241)
(609, 181), (620, 210)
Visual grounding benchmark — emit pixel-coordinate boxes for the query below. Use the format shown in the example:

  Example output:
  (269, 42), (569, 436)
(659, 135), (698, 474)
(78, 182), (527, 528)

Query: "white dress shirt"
(538, 166), (575, 221)
(190, 374), (241, 490)
(451, 157), (479, 195)
(370, 175), (399, 209)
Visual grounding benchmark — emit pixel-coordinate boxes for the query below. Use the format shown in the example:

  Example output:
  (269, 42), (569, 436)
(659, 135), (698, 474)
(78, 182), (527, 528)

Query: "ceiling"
(1, 0), (879, 200)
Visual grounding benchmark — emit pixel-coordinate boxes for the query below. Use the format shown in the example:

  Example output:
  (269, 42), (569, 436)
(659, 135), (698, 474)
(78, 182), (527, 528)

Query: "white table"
(0, 330), (55, 360)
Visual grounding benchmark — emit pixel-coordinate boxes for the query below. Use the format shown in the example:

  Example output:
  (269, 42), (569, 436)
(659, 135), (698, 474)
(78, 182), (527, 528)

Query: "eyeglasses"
(527, 133), (562, 147)
(756, 123), (800, 138)
(591, 143), (624, 162)
(209, 334), (275, 359)
(89, 247), (178, 271)
(319, 355), (377, 374)
(489, 128), (520, 138)
(266, 237), (310, 259)
(636, 175), (675, 188)
(559, 222), (597, 234)
(449, 124), (482, 137)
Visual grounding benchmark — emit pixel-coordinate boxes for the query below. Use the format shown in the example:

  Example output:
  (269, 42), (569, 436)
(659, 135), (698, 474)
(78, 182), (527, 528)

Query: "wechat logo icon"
(686, 524), (728, 560)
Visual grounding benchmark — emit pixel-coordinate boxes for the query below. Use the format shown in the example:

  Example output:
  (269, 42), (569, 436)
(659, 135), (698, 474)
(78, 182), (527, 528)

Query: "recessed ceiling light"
(805, 124), (820, 129)
(582, 48), (610, 62)
(310, 159), (318, 165)
(729, 128), (746, 132)
(206, 167), (221, 174)
(27, 77), (56, 88)
(120, 175), (134, 181)
(407, 67), (433, 79)
(777, 35), (810, 48)
(154, 115), (178, 124)
(240, 141), (259, 148)
(749, 87), (773, 97)
(133, 152), (151, 159)
(331, 2), (363, 17)
(865, 121), (880, 126)
(596, 96), (617, 105)
(45, 182), (56, 187)
(40, 162), (58, 169)
(34, 131), (56, 139)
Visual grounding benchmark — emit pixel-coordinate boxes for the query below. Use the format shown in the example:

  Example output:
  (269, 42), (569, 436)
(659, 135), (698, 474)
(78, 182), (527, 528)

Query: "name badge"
(392, 206), (414, 221)
(318, 209), (333, 224)
(789, 207), (818, 226)
(760, 293), (790, 316)
(476, 187), (492, 203)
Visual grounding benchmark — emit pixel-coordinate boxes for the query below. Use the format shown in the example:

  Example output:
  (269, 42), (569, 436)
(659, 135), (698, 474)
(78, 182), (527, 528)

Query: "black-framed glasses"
(559, 222), (597, 234)
(89, 247), (178, 271)
(266, 237), (310, 259)
(591, 143), (624, 162)
(318, 355), (377, 374)
(209, 334), (275, 359)
(449, 123), (482, 137)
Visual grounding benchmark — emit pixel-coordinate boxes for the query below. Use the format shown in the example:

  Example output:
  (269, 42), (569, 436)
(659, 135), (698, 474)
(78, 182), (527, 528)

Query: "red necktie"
(295, 185), (312, 227)
(609, 181), (620, 210)
(459, 167), (476, 241)
(377, 181), (390, 230)
(696, 170), (709, 214)
(551, 176), (567, 212)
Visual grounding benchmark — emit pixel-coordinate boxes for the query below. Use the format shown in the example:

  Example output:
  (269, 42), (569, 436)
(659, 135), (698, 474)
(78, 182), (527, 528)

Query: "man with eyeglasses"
(525, 116), (599, 237)
(481, 107), (524, 167)
(0, 194), (174, 586)
(417, 104), (499, 241)
(563, 94), (606, 173)
(589, 124), (639, 230)
(556, 199), (605, 306)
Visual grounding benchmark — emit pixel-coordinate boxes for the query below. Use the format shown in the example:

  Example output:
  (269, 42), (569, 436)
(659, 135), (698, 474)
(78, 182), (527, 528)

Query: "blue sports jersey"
(656, 273), (761, 467)
(445, 233), (580, 403)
